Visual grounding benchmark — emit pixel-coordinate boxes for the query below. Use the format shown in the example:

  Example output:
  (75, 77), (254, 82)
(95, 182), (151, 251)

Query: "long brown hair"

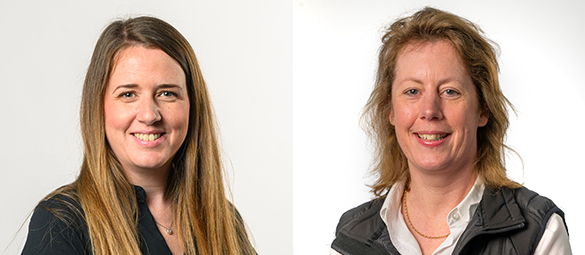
(44, 16), (254, 254)
(363, 7), (521, 197)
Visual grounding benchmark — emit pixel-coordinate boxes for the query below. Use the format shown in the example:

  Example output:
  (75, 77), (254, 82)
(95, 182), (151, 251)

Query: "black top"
(331, 186), (568, 255)
(21, 186), (174, 255)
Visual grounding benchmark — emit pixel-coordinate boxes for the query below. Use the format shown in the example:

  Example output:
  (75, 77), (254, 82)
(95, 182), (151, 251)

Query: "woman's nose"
(137, 98), (161, 125)
(419, 93), (443, 120)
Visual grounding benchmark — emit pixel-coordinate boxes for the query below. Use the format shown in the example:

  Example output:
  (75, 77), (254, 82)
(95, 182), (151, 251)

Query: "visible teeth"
(418, 134), (447, 141)
(133, 133), (162, 141)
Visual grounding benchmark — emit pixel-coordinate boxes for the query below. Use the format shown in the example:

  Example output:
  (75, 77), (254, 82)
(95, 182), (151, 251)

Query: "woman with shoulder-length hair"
(331, 7), (571, 255)
(22, 16), (255, 255)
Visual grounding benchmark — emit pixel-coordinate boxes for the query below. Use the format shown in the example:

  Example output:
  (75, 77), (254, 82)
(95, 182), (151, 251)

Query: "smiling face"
(104, 46), (190, 175)
(390, 40), (488, 174)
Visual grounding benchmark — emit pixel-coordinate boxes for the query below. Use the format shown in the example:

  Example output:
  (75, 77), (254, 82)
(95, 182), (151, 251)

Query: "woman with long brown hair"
(21, 16), (255, 255)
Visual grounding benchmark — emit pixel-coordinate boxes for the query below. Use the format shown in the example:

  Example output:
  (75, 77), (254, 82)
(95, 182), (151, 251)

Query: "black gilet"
(331, 187), (567, 255)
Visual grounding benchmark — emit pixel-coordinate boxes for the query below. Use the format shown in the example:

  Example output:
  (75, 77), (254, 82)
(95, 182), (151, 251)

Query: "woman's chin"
(409, 158), (452, 173)
(125, 158), (172, 172)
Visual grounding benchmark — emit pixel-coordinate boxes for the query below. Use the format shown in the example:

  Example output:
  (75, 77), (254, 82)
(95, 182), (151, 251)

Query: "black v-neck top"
(21, 186), (174, 255)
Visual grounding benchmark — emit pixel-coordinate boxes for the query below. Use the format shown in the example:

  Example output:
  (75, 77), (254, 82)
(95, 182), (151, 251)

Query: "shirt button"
(452, 213), (460, 220)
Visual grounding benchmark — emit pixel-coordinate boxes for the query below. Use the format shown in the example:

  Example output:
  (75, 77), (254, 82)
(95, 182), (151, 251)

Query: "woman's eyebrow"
(111, 84), (138, 94)
(111, 84), (183, 94)
(157, 84), (183, 90)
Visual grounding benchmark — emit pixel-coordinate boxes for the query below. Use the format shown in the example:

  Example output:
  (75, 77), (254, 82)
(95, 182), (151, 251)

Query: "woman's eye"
(119, 92), (135, 98)
(443, 89), (460, 96)
(160, 91), (178, 97)
(405, 89), (419, 96)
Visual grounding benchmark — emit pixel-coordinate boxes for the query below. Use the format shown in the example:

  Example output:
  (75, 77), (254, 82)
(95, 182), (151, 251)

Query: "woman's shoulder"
(22, 189), (91, 254)
(495, 186), (562, 217)
(483, 185), (568, 237)
(511, 186), (567, 231)
(331, 198), (394, 254)
(338, 198), (385, 221)
(335, 197), (386, 236)
(35, 190), (85, 224)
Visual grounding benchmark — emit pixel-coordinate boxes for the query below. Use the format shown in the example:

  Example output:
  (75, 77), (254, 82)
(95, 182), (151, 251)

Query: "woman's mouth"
(417, 133), (449, 141)
(133, 133), (163, 142)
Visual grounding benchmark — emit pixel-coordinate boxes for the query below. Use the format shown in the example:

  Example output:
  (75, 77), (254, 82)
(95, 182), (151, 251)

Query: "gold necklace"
(402, 190), (450, 239)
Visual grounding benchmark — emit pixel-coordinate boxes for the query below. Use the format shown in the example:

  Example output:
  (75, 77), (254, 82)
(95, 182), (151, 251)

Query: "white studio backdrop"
(294, 0), (584, 254)
(0, 1), (291, 254)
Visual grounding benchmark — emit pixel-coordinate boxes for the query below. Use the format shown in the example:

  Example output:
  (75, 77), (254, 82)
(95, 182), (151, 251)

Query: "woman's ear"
(478, 105), (489, 127)
(388, 94), (395, 125)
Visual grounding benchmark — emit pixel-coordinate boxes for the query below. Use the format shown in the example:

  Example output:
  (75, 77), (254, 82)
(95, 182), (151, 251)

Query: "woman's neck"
(124, 164), (174, 233)
(123, 164), (171, 205)
(406, 164), (478, 213)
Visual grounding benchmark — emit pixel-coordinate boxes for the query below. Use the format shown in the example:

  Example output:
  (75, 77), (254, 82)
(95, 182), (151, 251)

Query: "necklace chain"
(402, 190), (450, 239)
(155, 220), (174, 235)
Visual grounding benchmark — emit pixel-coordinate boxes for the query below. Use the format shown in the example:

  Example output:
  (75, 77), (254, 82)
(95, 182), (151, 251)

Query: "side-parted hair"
(363, 7), (521, 197)
(44, 16), (255, 255)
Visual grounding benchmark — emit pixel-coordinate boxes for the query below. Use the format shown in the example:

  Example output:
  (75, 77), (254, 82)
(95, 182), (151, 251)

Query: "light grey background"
(294, 0), (584, 254)
(3, 0), (583, 254)
(0, 1), (291, 254)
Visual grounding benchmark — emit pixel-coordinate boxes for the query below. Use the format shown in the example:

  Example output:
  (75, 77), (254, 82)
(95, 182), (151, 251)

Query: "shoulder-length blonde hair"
(45, 16), (254, 255)
(364, 7), (521, 197)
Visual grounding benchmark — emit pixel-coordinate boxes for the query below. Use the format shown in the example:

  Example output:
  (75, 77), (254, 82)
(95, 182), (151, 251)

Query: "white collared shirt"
(331, 178), (571, 255)
(380, 177), (484, 254)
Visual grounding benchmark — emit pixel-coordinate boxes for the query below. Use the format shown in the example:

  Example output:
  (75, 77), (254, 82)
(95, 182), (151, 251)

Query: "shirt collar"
(448, 177), (484, 226)
(379, 178), (406, 226)
(379, 176), (485, 254)
(133, 185), (147, 202)
(380, 176), (485, 227)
